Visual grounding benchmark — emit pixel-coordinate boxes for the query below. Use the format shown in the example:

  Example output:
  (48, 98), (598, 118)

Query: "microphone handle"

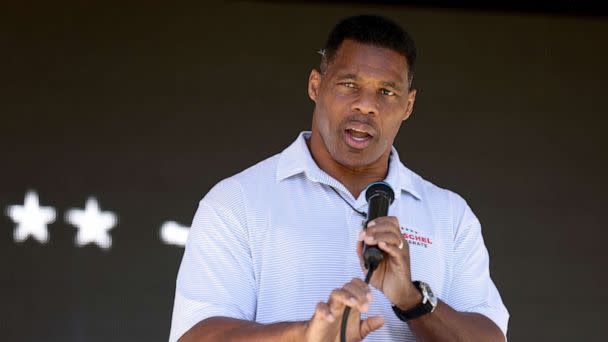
(362, 194), (390, 269)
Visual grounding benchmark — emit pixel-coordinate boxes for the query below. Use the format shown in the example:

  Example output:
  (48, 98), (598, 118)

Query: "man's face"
(308, 39), (416, 171)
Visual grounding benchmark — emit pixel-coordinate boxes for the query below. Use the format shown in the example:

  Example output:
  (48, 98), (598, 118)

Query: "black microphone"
(341, 181), (396, 342)
(362, 181), (395, 270)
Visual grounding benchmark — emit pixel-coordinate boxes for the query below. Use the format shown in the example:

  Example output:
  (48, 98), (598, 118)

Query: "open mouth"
(343, 124), (374, 149)
(346, 128), (372, 141)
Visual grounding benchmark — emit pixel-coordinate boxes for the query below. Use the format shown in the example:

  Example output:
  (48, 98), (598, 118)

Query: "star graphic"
(66, 197), (117, 249)
(160, 221), (189, 247)
(6, 191), (56, 243)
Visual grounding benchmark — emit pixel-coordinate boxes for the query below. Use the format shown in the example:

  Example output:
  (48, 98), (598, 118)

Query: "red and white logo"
(400, 226), (433, 248)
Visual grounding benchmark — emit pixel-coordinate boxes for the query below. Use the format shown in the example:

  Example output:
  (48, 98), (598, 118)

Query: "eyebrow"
(381, 81), (402, 91)
(337, 73), (359, 81)
(336, 73), (403, 91)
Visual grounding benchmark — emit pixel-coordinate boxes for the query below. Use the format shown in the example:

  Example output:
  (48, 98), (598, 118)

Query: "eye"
(340, 82), (356, 88)
(380, 88), (395, 96)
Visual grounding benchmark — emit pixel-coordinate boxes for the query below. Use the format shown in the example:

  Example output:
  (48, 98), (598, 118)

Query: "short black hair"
(320, 15), (417, 85)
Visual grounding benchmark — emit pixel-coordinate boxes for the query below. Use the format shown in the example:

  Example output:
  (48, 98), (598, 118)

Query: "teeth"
(347, 129), (371, 141)
(348, 128), (369, 135)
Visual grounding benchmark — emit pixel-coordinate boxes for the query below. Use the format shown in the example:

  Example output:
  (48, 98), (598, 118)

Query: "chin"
(333, 152), (377, 170)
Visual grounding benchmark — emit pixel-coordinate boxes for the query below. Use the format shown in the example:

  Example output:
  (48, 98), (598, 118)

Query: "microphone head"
(365, 181), (395, 204)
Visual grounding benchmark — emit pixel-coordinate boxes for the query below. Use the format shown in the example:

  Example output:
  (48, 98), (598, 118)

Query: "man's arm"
(407, 301), (505, 341)
(358, 216), (507, 341)
(178, 317), (305, 342)
(178, 289), (503, 342)
(178, 278), (384, 342)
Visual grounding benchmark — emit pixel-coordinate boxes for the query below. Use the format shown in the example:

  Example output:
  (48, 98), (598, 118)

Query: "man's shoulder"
(399, 163), (469, 210)
(202, 152), (283, 204)
(231, 152), (283, 188)
(399, 164), (478, 236)
(206, 132), (310, 201)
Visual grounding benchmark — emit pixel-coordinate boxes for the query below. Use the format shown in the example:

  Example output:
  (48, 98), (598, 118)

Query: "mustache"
(340, 113), (378, 131)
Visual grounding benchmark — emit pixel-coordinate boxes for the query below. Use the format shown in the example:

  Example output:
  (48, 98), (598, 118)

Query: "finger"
(360, 315), (385, 338)
(343, 280), (372, 312)
(327, 288), (360, 317)
(377, 239), (407, 260)
(314, 301), (336, 323)
(363, 231), (402, 247)
(327, 289), (346, 317)
(349, 277), (373, 297)
(365, 223), (401, 237)
(356, 235), (364, 256)
(356, 233), (377, 273)
(356, 238), (367, 272)
(364, 219), (401, 244)
(346, 302), (362, 340)
(367, 216), (399, 229)
(329, 283), (369, 313)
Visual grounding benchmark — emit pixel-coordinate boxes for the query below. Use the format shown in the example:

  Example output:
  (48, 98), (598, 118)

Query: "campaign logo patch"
(400, 226), (433, 248)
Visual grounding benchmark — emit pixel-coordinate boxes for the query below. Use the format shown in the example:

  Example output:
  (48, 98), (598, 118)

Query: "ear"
(402, 88), (417, 122)
(308, 69), (322, 102)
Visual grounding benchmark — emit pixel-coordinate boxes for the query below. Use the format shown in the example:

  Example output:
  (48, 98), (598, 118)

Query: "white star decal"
(66, 197), (117, 249)
(160, 221), (189, 247)
(6, 191), (56, 243)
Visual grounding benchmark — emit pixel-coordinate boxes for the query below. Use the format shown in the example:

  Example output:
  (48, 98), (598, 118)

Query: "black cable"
(328, 184), (388, 341)
(329, 186), (367, 218)
(340, 262), (377, 342)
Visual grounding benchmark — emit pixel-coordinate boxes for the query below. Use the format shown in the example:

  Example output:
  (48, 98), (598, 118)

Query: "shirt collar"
(276, 131), (422, 201)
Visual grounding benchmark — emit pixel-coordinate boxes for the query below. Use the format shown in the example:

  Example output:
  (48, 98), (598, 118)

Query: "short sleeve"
(169, 179), (256, 342)
(446, 194), (510, 336)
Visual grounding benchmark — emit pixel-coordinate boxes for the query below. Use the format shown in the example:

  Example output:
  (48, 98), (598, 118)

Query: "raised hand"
(304, 278), (384, 342)
(357, 216), (422, 310)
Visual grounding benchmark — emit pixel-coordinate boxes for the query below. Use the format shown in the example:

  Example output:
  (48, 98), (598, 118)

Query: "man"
(170, 15), (509, 341)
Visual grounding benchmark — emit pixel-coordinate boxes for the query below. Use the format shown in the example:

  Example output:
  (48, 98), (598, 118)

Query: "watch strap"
(391, 281), (435, 322)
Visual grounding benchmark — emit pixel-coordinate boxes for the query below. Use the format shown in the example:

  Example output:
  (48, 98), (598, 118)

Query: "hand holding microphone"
(361, 181), (395, 271)
(340, 182), (398, 342)
(357, 183), (421, 317)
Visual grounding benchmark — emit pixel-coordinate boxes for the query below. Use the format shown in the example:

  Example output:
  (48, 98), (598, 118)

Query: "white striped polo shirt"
(169, 131), (509, 341)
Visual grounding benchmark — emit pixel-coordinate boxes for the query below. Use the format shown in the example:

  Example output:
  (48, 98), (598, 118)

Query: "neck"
(306, 133), (390, 198)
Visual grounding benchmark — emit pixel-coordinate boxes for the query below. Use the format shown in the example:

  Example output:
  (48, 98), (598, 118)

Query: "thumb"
(360, 315), (384, 338)
(356, 239), (367, 273)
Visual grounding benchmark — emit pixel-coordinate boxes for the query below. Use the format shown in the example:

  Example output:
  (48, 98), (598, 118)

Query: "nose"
(351, 89), (378, 115)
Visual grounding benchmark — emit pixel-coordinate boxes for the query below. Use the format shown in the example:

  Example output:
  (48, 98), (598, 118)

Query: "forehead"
(326, 39), (409, 84)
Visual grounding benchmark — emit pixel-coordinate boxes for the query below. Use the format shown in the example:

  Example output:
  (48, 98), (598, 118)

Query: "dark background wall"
(1, 1), (606, 341)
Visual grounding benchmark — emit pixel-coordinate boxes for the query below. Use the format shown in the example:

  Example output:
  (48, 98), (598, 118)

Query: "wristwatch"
(392, 281), (438, 322)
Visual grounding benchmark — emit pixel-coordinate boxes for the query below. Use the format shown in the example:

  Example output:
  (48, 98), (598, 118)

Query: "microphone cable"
(340, 261), (378, 342)
(329, 182), (394, 342)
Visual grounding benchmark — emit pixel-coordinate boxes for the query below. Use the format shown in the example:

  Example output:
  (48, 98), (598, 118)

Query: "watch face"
(420, 282), (438, 308)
